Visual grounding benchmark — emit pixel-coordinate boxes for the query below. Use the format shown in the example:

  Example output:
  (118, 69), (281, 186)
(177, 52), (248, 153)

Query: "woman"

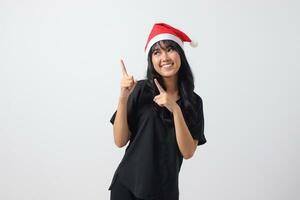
(109, 23), (207, 200)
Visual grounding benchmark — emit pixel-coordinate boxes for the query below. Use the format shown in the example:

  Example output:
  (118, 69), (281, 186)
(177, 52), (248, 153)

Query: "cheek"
(173, 54), (181, 66)
(152, 58), (160, 68)
(153, 64), (159, 72)
(177, 59), (181, 67)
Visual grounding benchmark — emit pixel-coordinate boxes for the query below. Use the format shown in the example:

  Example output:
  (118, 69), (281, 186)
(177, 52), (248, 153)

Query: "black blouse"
(108, 79), (206, 199)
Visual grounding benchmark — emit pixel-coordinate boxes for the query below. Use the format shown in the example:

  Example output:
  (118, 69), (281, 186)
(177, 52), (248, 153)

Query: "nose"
(161, 50), (170, 61)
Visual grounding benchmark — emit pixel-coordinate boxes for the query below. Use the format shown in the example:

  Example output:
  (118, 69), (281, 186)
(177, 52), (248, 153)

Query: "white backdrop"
(1, 0), (299, 199)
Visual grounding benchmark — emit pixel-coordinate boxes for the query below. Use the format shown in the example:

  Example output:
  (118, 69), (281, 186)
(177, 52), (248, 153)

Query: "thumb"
(133, 79), (138, 87)
(131, 79), (138, 89)
(128, 79), (139, 96)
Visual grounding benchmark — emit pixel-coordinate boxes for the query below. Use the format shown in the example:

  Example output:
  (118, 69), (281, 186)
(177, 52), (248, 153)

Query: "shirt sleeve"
(189, 96), (207, 146)
(109, 81), (143, 138)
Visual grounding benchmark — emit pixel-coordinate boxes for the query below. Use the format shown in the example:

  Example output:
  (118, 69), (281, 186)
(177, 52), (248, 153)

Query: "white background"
(1, 0), (299, 199)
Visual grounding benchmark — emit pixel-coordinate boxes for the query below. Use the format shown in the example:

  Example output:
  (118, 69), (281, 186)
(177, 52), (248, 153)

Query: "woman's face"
(151, 41), (181, 78)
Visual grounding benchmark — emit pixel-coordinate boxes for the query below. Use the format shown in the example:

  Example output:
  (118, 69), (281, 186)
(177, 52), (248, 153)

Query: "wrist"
(119, 96), (129, 102)
(171, 103), (180, 114)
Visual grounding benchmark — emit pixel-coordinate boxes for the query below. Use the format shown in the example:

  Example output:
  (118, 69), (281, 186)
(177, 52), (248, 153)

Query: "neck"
(162, 76), (178, 94)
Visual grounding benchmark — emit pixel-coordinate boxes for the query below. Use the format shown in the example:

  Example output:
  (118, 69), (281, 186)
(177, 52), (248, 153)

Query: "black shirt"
(108, 79), (206, 199)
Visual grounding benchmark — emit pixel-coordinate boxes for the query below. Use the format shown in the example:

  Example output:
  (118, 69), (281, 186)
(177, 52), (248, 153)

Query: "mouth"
(161, 63), (173, 69)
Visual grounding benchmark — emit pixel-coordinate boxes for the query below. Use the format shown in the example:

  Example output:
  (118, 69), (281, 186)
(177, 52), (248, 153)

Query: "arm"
(173, 104), (198, 159)
(152, 79), (198, 159)
(113, 96), (131, 148)
(113, 59), (137, 148)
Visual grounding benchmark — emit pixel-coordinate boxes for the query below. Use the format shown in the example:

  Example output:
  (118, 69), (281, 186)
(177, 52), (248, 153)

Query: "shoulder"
(187, 92), (205, 128)
(191, 91), (204, 108)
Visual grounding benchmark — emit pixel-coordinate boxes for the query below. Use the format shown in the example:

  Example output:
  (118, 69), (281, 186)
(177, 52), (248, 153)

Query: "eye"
(153, 50), (160, 56)
(167, 47), (174, 52)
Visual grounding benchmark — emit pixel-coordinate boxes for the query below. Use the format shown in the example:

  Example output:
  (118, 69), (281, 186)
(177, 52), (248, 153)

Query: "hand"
(153, 78), (178, 113)
(120, 59), (137, 98)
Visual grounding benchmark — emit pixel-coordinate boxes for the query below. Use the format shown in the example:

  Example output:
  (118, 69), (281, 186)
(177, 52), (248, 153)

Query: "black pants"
(110, 179), (142, 200)
(110, 179), (178, 200)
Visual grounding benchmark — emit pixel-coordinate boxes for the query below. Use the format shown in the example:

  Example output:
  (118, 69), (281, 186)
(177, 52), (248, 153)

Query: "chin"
(160, 72), (178, 78)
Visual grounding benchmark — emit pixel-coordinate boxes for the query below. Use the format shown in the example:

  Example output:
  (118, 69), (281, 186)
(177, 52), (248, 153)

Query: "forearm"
(113, 96), (130, 147)
(172, 104), (195, 159)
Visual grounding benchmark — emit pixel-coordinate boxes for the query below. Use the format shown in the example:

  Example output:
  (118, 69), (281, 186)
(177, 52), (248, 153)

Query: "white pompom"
(190, 40), (198, 47)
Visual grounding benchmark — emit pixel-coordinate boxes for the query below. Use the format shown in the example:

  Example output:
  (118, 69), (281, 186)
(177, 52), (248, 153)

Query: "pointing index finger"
(120, 59), (128, 77)
(154, 78), (165, 93)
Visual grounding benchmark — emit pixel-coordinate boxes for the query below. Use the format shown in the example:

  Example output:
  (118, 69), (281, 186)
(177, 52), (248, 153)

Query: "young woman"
(109, 23), (207, 200)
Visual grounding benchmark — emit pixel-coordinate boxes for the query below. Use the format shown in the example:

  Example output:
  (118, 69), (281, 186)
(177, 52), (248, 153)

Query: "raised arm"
(113, 59), (137, 148)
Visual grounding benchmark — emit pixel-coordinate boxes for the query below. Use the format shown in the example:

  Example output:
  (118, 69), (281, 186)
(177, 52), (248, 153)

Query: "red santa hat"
(144, 23), (198, 55)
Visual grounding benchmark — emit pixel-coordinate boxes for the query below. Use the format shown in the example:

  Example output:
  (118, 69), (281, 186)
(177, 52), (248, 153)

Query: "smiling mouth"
(161, 63), (173, 69)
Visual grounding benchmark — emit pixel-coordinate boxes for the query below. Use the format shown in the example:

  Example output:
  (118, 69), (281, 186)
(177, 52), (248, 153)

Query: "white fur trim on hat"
(145, 33), (184, 55)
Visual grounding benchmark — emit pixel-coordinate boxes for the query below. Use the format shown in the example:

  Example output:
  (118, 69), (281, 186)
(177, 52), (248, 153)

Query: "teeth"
(162, 64), (172, 68)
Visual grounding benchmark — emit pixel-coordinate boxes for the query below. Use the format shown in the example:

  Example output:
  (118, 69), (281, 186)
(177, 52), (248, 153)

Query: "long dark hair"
(145, 40), (198, 126)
